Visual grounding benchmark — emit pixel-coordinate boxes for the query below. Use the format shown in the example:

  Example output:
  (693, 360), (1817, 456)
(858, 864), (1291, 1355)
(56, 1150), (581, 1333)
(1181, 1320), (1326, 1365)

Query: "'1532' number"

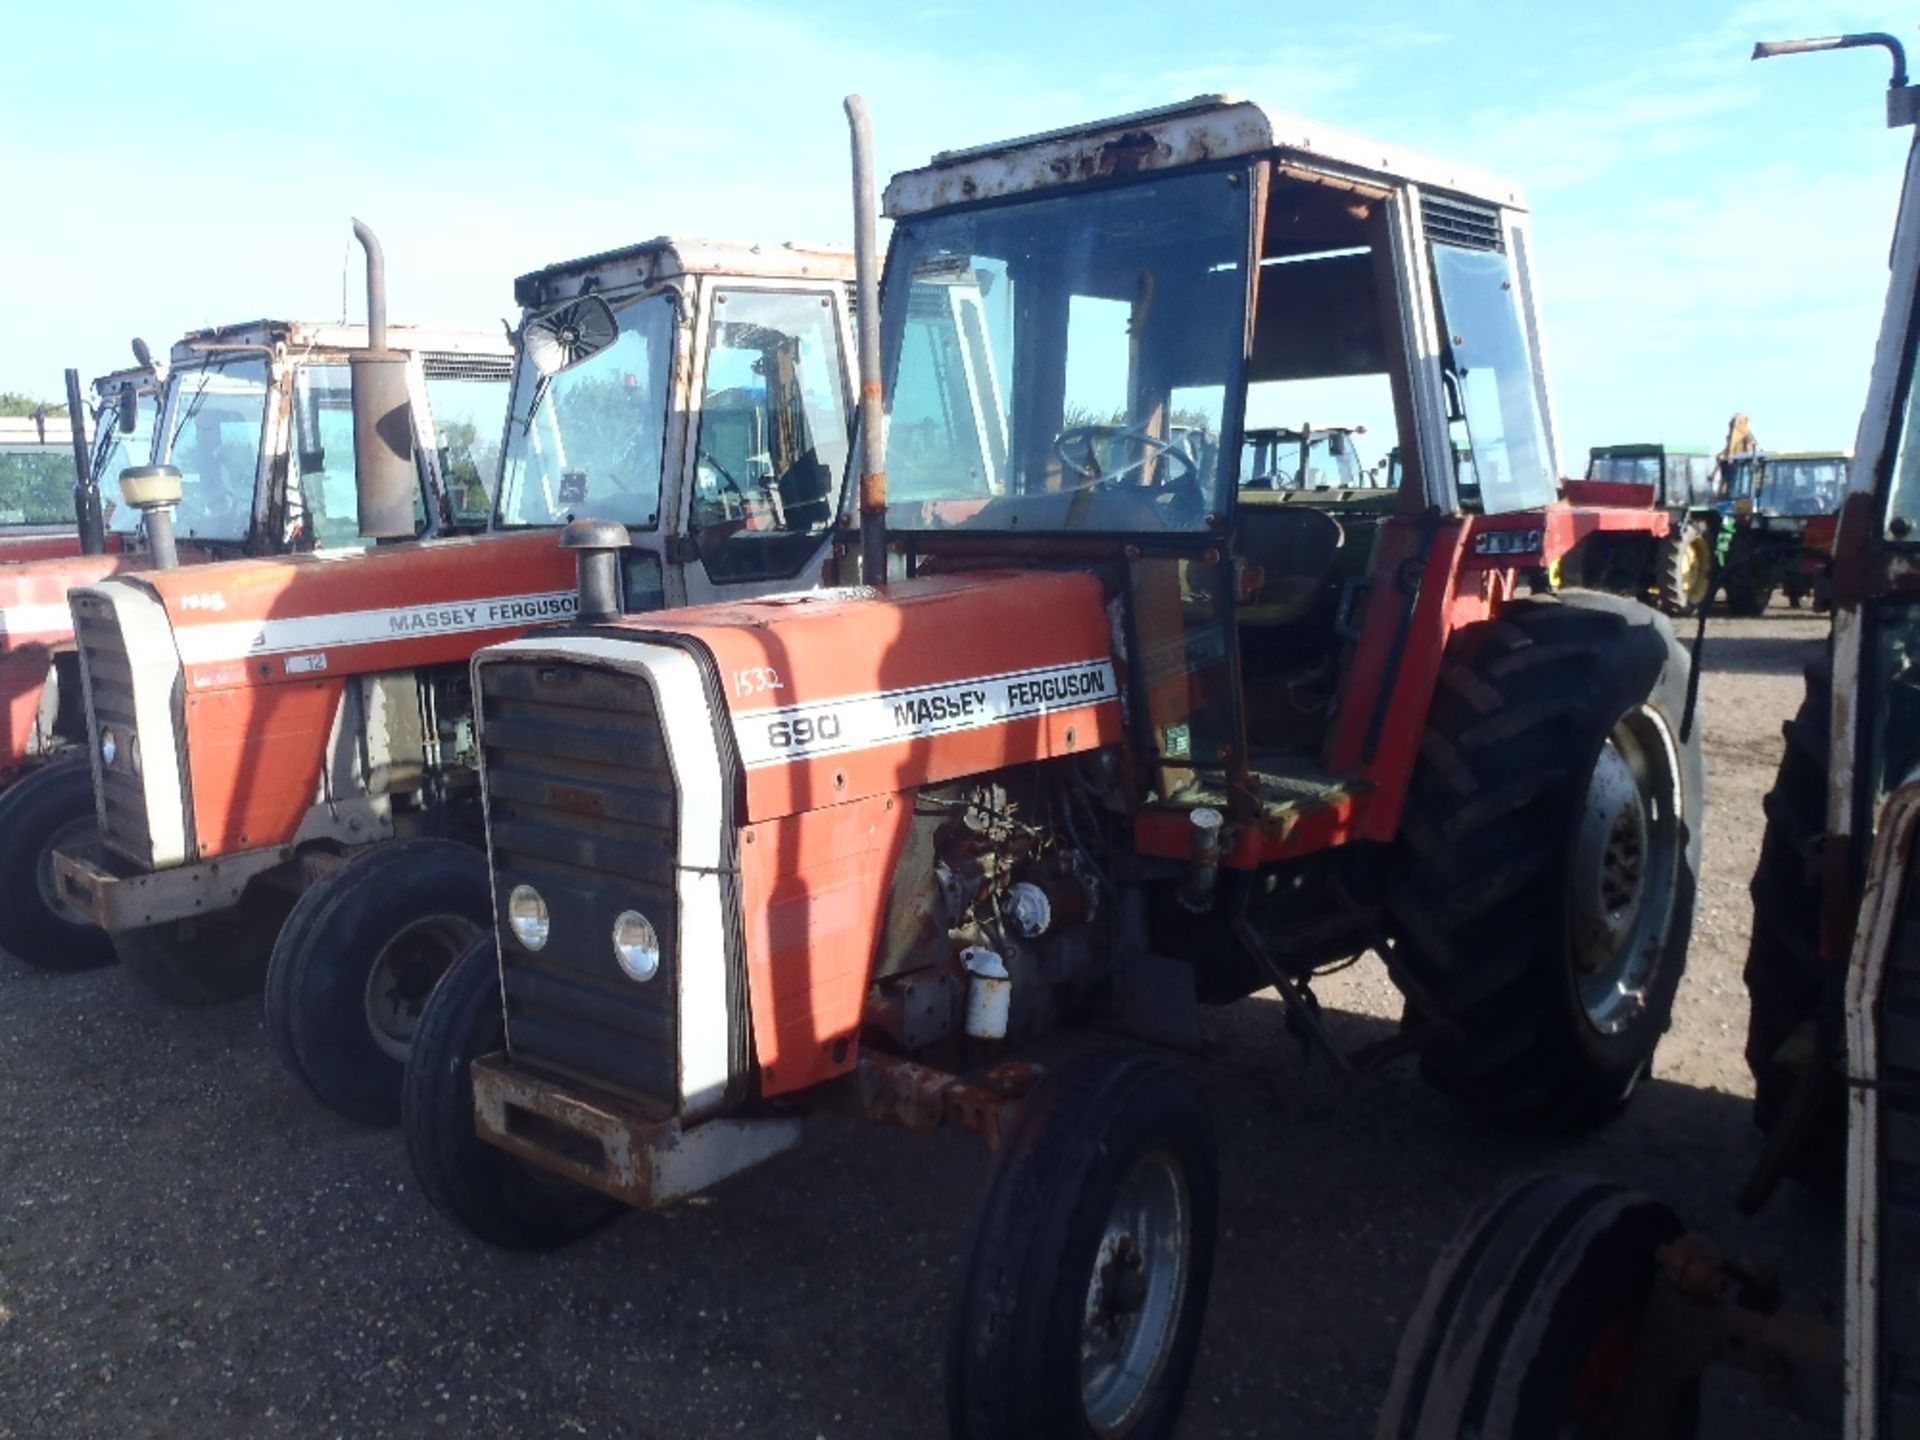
(734, 666), (784, 697)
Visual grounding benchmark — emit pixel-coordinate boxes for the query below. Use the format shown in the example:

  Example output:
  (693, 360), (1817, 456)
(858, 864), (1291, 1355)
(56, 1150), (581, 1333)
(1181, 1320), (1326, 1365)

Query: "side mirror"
(116, 385), (139, 434)
(523, 295), (619, 378)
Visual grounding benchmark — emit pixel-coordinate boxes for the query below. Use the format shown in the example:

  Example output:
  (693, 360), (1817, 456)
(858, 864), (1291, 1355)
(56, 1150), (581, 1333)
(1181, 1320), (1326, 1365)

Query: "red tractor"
(1376, 32), (1920, 1439)
(41, 235), (858, 1129)
(400, 95), (1700, 1438)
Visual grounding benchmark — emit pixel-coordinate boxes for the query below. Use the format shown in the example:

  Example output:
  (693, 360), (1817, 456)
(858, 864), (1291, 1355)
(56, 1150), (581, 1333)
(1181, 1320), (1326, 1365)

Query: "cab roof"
(1589, 443), (1714, 458)
(173, 321), (511, 363)
(884, 94), (1528, 219)
(1766, 450), (1853, 462)
(512, 237), (855, 309)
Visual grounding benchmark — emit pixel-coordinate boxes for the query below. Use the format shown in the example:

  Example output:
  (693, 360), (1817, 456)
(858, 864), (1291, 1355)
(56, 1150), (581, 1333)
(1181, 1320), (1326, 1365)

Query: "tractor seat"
(1235, 505), (1344, 626)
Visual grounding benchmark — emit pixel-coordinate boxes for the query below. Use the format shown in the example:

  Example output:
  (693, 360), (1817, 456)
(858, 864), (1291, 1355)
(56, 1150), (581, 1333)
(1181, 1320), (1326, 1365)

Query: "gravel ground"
(0, 607), (1837, 1438)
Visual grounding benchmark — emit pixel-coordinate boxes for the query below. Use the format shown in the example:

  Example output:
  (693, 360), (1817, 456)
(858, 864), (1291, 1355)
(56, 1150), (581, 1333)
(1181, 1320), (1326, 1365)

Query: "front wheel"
(1388, 591), (1704, 1131)
(266, 839), (491, 1126)
(403, 935), (622, 1251)
(0, 756), (115, 972)
(1377, 1173), (1697, 1439)
(947, 1049), (1218, 1440)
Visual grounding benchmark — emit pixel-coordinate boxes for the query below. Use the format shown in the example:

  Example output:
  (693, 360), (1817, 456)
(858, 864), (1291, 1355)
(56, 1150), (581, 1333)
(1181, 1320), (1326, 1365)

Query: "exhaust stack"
(348, 219), (417, 539)
(844, 96), (888, 586)
(63, 367), (105, 555)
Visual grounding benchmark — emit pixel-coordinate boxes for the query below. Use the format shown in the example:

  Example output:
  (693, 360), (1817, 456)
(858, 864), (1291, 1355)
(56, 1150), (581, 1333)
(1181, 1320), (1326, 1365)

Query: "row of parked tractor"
(0, 28), (1913, 1440)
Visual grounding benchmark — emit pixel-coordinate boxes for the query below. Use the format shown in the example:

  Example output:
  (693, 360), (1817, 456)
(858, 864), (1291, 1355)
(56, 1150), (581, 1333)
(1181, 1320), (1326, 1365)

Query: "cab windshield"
(1241, 428), (1366, 490)
(1586, 452), (1661, 486)
(880, 170), (1250, 533)
(156, 356), (270, 542)
(495, 293), (673, 530)
(94, 385), (158, 534)
(1761, 457), (1847, 516)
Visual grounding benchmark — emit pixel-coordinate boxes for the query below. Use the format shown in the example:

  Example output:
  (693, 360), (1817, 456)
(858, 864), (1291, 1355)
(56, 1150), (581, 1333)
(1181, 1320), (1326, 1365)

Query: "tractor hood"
(0, 552), (151, 651)
(125, 530), (580, 694)
(574, 570), (1125, 822)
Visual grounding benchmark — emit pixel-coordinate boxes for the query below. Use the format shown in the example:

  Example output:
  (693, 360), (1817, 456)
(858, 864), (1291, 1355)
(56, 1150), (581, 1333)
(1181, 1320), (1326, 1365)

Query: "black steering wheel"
(1053, 425), (1199, 490)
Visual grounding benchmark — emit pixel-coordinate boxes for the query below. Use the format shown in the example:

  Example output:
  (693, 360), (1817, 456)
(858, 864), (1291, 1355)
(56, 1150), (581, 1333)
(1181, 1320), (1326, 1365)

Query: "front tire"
(0, 755), (114, 972)
(947, 1049), (1218, 1440)
(402, 935), (621, 1251)
(1388, 591), (1704, 1132)
(1377, 1173), (1697, 1440)
(266, 839), (491, 1126)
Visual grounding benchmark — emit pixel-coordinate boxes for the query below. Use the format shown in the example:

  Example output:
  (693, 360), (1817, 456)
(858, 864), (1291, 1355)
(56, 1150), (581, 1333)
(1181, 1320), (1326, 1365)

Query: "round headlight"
(506, 884), (549, 951)
(612, 910), (660, 982)
(100, 729), (117, 767)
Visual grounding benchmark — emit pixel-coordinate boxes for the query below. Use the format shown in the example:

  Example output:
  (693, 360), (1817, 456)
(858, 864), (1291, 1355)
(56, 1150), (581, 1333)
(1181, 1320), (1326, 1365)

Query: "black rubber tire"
(1743, 658), (1844, 1189)
(403, 934), (621, 1251)
(1719, 539), (1775, 617)
(0, 755), (115, 972)
(1377, 1173), (1698, 1440)
(946, 1048), (1218, 1440)
(116, 884), (294, 1005)
(1387, 590), (1704, 1132)
(1655, 522), (1710, 618)
(266, 839), (491, 1126)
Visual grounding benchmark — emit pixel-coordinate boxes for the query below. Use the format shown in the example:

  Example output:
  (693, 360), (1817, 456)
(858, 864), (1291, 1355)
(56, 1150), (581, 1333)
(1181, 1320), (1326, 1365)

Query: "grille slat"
(1422, 195), (1504, 253)
(72, 594), (154, 865)
(481, 658), (680, 1108)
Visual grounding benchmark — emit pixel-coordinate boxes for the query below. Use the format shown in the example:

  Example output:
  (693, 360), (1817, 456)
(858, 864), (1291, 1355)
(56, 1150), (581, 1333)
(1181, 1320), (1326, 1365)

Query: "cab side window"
(691, 290), (849, 584)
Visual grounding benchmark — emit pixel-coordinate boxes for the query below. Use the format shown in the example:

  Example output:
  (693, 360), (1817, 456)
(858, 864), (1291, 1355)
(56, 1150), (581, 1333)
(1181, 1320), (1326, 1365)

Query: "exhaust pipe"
(1753, 32), (1919, 126)
(63, 367), (105, 555)
(348, 218), (417, 539)
(844, 96), (889, 586)
(560, 518), (631, 623)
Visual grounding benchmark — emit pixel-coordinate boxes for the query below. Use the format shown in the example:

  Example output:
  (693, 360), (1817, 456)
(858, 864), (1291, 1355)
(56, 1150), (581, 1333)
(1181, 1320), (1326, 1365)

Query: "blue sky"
(1, 0), (1909, 464)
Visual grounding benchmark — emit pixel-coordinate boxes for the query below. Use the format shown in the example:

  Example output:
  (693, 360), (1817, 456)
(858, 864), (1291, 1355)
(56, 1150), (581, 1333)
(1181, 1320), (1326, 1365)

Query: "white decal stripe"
(173, 589), (579, 665)
(732, 658), (1118, 769)
(0, 603), (77, 636)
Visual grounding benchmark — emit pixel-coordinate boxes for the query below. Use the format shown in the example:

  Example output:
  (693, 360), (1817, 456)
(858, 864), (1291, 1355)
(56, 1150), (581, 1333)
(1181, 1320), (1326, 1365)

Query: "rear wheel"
(1655, 522), (1712, 617)
(403, 935), (621, 1251)
(1378, 1172), (1698, 1440)
(947, 1049), (1218, 1440)
(266, 839), (491, 1125)
(0, 755), (114, 972)
(1388, 591), (1704, 1131)
(1720, 537), (1775, 616)
(1743, 659), (1844, 1193)
(117, 885), (294, 1005)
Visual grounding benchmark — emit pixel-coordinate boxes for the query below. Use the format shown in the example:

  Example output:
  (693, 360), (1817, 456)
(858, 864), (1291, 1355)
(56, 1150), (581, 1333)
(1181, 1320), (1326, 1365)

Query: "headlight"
(506, 884), (549, 951)
(100, 729), (117, 767)
(612, 909), (660, 982)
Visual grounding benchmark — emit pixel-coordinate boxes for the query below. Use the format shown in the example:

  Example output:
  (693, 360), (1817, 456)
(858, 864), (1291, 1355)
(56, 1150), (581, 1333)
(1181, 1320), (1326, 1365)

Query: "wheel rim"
(364, 914), (481, 1062)
(35, 813), (97, 927)
(1080, 1150), (1191, 1435)
(1681, 535), (1711, 608)
(1568, 706), (1684, 1035)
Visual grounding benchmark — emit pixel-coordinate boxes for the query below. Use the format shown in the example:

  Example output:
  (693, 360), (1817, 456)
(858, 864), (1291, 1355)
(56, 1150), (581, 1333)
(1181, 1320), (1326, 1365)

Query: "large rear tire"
(1388, 591), (1704, 1132)
(117, 885), (293, 1005)
(266, 839), (491, 1125)
(0, 755), (115, 972)
(1743, 658), (1844, 1191)
(1377, 1172), (1698, 1440)
(947, 1049), (1218, 1440)
(1719, 535), (1775, 617)
(1655, 522), (1712, 617)
(402, 935), (621, 1251)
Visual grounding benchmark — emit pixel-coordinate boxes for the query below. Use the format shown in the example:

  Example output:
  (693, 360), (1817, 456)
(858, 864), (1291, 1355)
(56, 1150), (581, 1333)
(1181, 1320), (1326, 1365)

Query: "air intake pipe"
(118, 465), (183, 570)
(349, 218), (417, 540)
(560, 518), (631, 623)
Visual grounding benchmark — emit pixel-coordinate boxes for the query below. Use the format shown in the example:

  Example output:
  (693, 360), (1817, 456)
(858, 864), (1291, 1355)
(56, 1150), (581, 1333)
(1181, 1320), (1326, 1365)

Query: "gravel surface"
(0, 608), (1837, 1438)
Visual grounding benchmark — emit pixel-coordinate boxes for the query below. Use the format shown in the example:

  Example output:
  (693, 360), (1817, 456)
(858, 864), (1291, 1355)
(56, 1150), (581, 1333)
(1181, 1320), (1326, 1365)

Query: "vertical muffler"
(348, 219), (417, 540)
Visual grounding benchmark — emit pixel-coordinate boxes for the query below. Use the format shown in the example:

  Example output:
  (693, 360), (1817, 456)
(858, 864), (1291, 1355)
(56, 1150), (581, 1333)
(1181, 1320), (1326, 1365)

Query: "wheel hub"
(363, 915), (479, 1063)
(1568, 710), (1684, 1036)
(1080, 1153), (1190, 1436)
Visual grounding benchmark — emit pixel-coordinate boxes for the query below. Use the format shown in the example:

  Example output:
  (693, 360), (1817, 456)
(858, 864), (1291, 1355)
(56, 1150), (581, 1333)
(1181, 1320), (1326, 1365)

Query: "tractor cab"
(497, 238), (856, 606)
(1240, 423), (1370, 491)
(1760, 449), (1850, 517)
(1585, 442), (1719, 510)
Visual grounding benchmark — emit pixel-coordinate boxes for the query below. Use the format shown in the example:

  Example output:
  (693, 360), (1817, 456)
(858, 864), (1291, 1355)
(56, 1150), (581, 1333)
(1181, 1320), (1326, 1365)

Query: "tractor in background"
(401, 94), (1697, 1440)
(39, 233), (857, 1131)
(1376, 32), (1920, 1439)
(1565, 440), (1727, 614)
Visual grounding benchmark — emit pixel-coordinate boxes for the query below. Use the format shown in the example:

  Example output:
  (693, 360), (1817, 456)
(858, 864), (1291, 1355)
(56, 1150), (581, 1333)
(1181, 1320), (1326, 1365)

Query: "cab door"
(671, 280), (856, 606)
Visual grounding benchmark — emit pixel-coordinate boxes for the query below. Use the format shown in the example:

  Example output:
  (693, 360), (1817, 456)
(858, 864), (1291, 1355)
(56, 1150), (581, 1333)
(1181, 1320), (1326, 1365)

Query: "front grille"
(71, 591), (154, 866)
(480, 657), (680, 1109)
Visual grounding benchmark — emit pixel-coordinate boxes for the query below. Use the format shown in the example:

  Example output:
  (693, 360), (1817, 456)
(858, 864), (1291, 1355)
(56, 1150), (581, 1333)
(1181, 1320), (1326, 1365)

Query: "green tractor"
(1719, 448), (1849, 612)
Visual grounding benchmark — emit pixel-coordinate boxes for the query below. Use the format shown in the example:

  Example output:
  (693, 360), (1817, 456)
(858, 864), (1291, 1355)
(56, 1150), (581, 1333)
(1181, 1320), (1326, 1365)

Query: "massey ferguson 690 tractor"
(41, 235), (857, 1128)
(0, 271), (512, 974)
(398, 96), (1701, 1438)
(1376, 34), (1920, 1440)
